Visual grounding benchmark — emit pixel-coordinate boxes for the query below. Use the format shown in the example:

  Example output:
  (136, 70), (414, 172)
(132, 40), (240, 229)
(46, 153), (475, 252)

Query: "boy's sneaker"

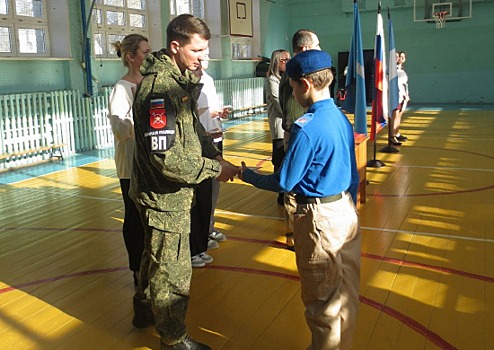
(396, 134), (408, 142)
(191, 255), (205, 268)
(198, 252), (213, 264)
(209, 230), (227, 242)
(390, 136), (402, 146)
(207, 238), (219, 250)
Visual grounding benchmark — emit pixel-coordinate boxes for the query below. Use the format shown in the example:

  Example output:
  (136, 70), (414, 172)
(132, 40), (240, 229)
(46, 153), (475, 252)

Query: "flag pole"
(380, 8), (399, 154)
(367, 2), (385, 168)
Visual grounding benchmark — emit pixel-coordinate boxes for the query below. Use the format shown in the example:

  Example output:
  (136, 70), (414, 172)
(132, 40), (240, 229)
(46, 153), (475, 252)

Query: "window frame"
(0, 0), (50, 57)
(92, 0), (149, 58)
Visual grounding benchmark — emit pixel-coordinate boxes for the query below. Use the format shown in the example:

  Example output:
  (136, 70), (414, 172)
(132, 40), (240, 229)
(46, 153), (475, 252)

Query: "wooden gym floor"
(0, 106), (493, 350)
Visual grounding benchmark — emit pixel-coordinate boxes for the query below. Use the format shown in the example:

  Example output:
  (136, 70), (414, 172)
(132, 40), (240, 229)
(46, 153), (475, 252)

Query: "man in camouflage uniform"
(129, 14), (239, 350)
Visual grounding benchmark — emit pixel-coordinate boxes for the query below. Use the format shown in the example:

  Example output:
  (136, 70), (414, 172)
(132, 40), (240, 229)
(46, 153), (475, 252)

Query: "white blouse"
(107, 80), (136, 179)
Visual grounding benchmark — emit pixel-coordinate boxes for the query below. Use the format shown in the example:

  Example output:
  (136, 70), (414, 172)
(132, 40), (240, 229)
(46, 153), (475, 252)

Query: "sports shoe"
(286, 232), (295, 251)
(396, 134), (408, 142)
(390, 136), (402, 146)
(191, 255), (205, 268)
(277, 193), (284, 206)
(209, 230), (227, 242)
(132, 298), (154, 328)
(207, 238), (219, 250)
(198, 252), (213, 264)
(161, 335), (211, 350)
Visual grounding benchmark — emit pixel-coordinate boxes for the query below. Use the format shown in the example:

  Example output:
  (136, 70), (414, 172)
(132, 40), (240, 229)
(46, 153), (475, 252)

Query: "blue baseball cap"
(286, 49), (332, 78)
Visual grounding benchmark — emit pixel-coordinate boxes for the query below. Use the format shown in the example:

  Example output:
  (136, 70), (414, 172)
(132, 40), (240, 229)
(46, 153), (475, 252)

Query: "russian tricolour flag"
(343, 1), (367, 135)
(371, 7), (388, 141)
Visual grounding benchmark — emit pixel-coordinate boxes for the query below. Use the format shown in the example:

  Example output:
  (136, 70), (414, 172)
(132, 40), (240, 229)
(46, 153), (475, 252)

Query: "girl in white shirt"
(108, 34), (150, 285)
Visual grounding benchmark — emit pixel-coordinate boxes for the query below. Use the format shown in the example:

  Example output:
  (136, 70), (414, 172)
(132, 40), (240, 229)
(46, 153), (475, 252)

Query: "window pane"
(0, 26), (12, 52)
(191, 0), (203, 18)
(108, 33), (125, 55)
(169, 0), (175, 15)
(15, 0), (43, 18)
(176, 0), (190, 15)
(93, 33), (104, 55)
(106, 10), (125, 26)
(0, 0), (9, 15)
(129, 13), (145, 28)
(18, 28), (46, 53)
(127, 0), (145, 10)
(93, 8), (102, 24)
(104, 0), (124, 6)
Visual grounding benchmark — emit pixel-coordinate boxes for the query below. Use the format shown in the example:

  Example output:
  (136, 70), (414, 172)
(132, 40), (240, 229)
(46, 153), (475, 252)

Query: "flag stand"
(380, 116), (399, 153)
(367, 145), (385, 167)
(367, 128), (385, 167)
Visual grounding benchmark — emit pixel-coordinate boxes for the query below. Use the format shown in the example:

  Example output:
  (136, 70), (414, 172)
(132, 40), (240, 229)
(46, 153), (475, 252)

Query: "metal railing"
(0, 77), (266, 170)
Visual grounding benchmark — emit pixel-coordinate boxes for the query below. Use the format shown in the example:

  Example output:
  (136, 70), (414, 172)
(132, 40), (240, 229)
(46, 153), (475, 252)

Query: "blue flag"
(388, 16), (399, 114)
(343, 1), (367, 135)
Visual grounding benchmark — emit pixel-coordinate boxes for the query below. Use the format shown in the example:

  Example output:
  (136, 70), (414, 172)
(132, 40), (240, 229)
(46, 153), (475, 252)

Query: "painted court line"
(0, 260), (458, 349)
(215, 209), (494, 244)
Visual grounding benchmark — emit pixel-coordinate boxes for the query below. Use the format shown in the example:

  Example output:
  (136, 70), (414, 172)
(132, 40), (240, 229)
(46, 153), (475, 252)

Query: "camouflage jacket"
(279, 72), (307, 132)
(129, 51), (222, 212)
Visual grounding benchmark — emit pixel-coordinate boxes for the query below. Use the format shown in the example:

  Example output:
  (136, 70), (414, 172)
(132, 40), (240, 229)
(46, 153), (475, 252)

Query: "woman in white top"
(108, 34), (150, 285)
(266, 49), (290, 205)
(390, 51), (410, 145)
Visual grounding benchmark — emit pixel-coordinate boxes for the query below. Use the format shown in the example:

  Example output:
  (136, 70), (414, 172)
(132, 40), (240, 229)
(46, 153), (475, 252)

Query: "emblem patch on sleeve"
(149, 98), (166, 129)
(144, 94), (176, 153)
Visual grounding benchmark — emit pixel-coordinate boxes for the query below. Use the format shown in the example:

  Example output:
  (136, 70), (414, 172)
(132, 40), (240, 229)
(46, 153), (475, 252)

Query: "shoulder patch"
(144, 93), (176, 153)
(294, 113), (314, 128)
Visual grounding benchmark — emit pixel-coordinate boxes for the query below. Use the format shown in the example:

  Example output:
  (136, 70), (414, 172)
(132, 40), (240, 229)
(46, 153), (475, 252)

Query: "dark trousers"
(119, 178), (145, 272)
(272, 138), (285, 173)
(190, 178), (213, 256)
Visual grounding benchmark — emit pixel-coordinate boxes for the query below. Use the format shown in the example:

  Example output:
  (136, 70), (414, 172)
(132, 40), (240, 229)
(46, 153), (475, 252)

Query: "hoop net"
(433, 11), (448, 29)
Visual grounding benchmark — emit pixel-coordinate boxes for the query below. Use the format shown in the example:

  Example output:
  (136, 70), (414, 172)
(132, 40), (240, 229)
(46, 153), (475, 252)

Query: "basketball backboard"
(413, 0), (472, 23)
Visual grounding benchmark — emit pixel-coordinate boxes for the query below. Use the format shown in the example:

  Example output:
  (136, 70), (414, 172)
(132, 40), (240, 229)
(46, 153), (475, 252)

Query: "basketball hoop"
(433, 11), (448, 29)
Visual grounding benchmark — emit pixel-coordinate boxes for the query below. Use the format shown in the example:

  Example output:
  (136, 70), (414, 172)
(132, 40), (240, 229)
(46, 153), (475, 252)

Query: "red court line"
(372, 145), (494, 197)
(0, 266), (127, 294)
(360, 296), (457, 350)
(362, 252), (494, 283)
(0, 263), (457, 349)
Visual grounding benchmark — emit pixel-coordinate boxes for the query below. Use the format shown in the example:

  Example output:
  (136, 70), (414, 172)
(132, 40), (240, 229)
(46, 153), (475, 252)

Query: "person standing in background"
(390, 51), (410, 145)
(266, 49), (291, 206)
(107, 34), (150, 286)
(189, 56), (230, 268)
(278, 29), (321, 249)
(195, 49), (231, 247)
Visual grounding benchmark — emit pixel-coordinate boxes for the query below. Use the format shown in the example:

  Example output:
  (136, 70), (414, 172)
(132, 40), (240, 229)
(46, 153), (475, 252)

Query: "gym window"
(92, 0), (148, 58)
(0, 0), (49, 57)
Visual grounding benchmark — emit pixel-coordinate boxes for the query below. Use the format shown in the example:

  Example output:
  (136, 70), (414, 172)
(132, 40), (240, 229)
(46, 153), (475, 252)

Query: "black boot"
(132, 297), (154, 328)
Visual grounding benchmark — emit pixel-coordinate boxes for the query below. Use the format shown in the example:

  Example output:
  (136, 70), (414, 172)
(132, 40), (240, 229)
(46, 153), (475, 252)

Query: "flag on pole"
(370, 4), (388, 141)
(343, 0), (367, 135)
(388, 12), (400, 114)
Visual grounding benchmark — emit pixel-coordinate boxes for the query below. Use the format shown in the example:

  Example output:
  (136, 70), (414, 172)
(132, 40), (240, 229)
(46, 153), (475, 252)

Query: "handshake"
(216, 158), (249, 182)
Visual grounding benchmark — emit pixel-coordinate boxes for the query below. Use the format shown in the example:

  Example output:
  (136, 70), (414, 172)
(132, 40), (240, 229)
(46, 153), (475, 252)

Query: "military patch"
(150, 109), (167, 129)
(144, 94), (176, 153)
(294, 113), (314, 128)
(181, 95), (189, 103)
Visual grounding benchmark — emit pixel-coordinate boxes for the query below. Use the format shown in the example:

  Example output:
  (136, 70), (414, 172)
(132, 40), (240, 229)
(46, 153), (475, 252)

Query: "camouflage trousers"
(134, 206), (192, 344)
